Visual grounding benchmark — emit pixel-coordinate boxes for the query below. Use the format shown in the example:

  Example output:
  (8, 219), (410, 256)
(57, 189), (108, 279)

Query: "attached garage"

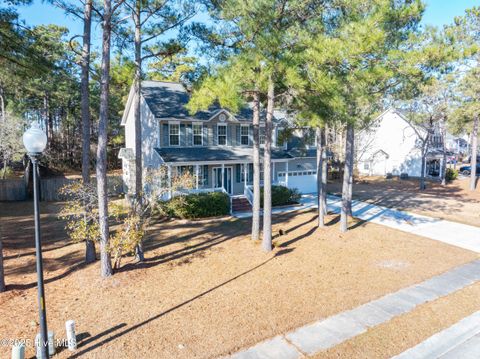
(278, 170), (317, 194)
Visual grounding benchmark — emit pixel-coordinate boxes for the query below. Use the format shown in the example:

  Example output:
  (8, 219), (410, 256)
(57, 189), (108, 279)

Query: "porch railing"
(171, 187), (224, 198)
(244, 185), (254, 206)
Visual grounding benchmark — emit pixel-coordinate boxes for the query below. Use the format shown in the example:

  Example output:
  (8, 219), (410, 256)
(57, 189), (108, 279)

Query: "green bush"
(445, 168), (458, 182)
(260, 185), (301, 207)
(160, 192), (230, 219)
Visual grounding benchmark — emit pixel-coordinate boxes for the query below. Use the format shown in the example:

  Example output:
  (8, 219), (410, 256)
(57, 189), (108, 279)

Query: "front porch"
(154, 143), (294, 200)
(166, 160), (292, 199)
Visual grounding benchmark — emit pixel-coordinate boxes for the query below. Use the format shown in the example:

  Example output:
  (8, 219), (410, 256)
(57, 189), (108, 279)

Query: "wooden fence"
(0, 175), (124, 202)
(0, 179), (27, 201)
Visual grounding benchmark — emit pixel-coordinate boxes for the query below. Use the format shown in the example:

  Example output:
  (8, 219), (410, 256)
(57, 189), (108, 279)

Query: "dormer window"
(218, 124), (227, 145)
(169, 123), (180, 146)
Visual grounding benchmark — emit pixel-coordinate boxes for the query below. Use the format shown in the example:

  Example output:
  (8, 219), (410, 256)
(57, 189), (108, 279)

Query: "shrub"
(160, 191), (230, 219)
(261, 185), (301, 207)
(445, 168), (458, 182)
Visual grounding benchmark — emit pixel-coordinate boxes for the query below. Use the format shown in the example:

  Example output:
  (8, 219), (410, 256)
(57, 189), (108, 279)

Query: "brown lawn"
(0, 201), (478, 358)
(328, 176), (480, 227)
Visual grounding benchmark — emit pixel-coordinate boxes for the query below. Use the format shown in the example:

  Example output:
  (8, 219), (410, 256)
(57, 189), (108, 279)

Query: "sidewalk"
(234, 194), (480, 253)
(393, 310), (480, 358)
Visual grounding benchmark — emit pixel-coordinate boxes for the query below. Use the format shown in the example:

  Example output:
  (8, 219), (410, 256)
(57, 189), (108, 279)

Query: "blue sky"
(16, 0), (479, 54)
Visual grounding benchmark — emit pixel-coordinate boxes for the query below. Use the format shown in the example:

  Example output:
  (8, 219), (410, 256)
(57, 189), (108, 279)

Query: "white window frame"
(217, 123), (227, 146)
(169, 122), (180, 147)
(240, 124), (249, 146)
(192, 122), (203, 146)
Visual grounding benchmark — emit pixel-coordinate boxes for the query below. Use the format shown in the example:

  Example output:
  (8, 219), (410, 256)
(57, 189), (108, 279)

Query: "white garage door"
(278, 170), (317, 194)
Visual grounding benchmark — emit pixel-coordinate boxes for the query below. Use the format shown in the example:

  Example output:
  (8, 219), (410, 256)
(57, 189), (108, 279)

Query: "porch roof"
(154, 147), (293, 164)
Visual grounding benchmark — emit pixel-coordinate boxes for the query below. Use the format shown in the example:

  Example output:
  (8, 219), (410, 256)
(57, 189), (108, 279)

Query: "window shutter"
(203, 165), (209, 185)
(249, 125), (253, 145)
(180, 124), (186, 146)
(162, 123), (169, 147)
(186, 124), (192, 146)
(227, 125), (232, 146)
(236, 164), (241, 182)
(213, 126), (218, 146)
(203, 125), (208, 146)
(236, 125), (241, 146)
(249, 164), (253, 182)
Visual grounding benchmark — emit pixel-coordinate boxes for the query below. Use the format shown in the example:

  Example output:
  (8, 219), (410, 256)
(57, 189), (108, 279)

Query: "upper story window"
(218, 124), (227, 145)
(240, 125), (249, 145)
(260, 134), (265, 145)
(193, 123), (203, 146)
(169, 123), (180, 146)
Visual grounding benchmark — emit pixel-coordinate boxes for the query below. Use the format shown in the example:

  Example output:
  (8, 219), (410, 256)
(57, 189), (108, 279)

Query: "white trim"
(162, 159), (290, 166)
(217, 123), (228, 146)
(168, 122), (180, 147)
(121, 84), (136, 126)
(207, 109), (240, 123)
(212, 166), (233, 194)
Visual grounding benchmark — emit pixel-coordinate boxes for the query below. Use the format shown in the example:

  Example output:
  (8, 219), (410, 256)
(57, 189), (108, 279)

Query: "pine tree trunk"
(133, 0), (144, 262)
(0, 226), (5, 292)
(81, 0), (96, 264)
(262, 77), (274, 252)
(470, 115), (478, 191)
(96, 0), (113, 277)
(420, 142), (427, 191)
(251, 89), (261, 241)
(81, 0), (92, 184)
(322, 126), (328, 215)
(0, 85), (5, 123)
(340, 123), (354, 232)
(43, 93), (49, 143)
(441, 121), (447, 186)
(316, 127), (325, 227)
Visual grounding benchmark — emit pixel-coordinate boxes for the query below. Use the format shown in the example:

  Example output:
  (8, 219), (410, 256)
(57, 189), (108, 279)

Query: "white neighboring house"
(356, 108), (446, 178)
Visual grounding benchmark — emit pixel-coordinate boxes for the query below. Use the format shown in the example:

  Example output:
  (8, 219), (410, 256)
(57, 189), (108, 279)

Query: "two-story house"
(119, 80), (318, 201)
(356, 108), (447, 178)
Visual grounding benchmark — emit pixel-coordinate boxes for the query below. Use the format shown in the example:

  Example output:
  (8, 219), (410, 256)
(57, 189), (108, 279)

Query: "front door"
(213, 167), (232, 194)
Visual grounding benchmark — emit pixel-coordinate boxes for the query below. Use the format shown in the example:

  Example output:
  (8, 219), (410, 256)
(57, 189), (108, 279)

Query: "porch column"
(244, 163), (248, 190)
(167, 165), (172, 199)
(221, 163), (225, 190)
(285, 161), (289, 187)
(195, 164), (199, 190)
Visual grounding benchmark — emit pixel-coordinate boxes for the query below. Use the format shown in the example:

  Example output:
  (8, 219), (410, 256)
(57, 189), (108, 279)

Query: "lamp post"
(23, 122), (49, 358)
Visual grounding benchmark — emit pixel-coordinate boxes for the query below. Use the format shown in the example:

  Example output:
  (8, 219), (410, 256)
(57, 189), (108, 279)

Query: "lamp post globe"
(23, 122), (47, 154)
(23, 122), (49, 358)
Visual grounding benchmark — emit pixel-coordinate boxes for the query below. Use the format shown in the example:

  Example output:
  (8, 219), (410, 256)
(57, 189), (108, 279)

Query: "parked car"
(459, 164), (480, 176)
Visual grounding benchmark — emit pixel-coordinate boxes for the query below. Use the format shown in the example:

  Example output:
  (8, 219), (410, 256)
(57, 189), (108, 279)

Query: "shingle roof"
(141, 80), (286, 123)
(141, 81), (254, 121)
(155, 147), (293, 163)
(288, 148), (332, 159)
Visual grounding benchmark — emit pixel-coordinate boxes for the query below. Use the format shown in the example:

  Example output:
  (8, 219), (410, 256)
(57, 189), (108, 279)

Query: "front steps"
(232, 196), (252, 213)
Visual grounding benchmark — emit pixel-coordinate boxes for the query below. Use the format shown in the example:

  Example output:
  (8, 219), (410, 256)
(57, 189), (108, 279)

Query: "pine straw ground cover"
(0, 202), (478, 358)
(328, 176), (480, 227)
